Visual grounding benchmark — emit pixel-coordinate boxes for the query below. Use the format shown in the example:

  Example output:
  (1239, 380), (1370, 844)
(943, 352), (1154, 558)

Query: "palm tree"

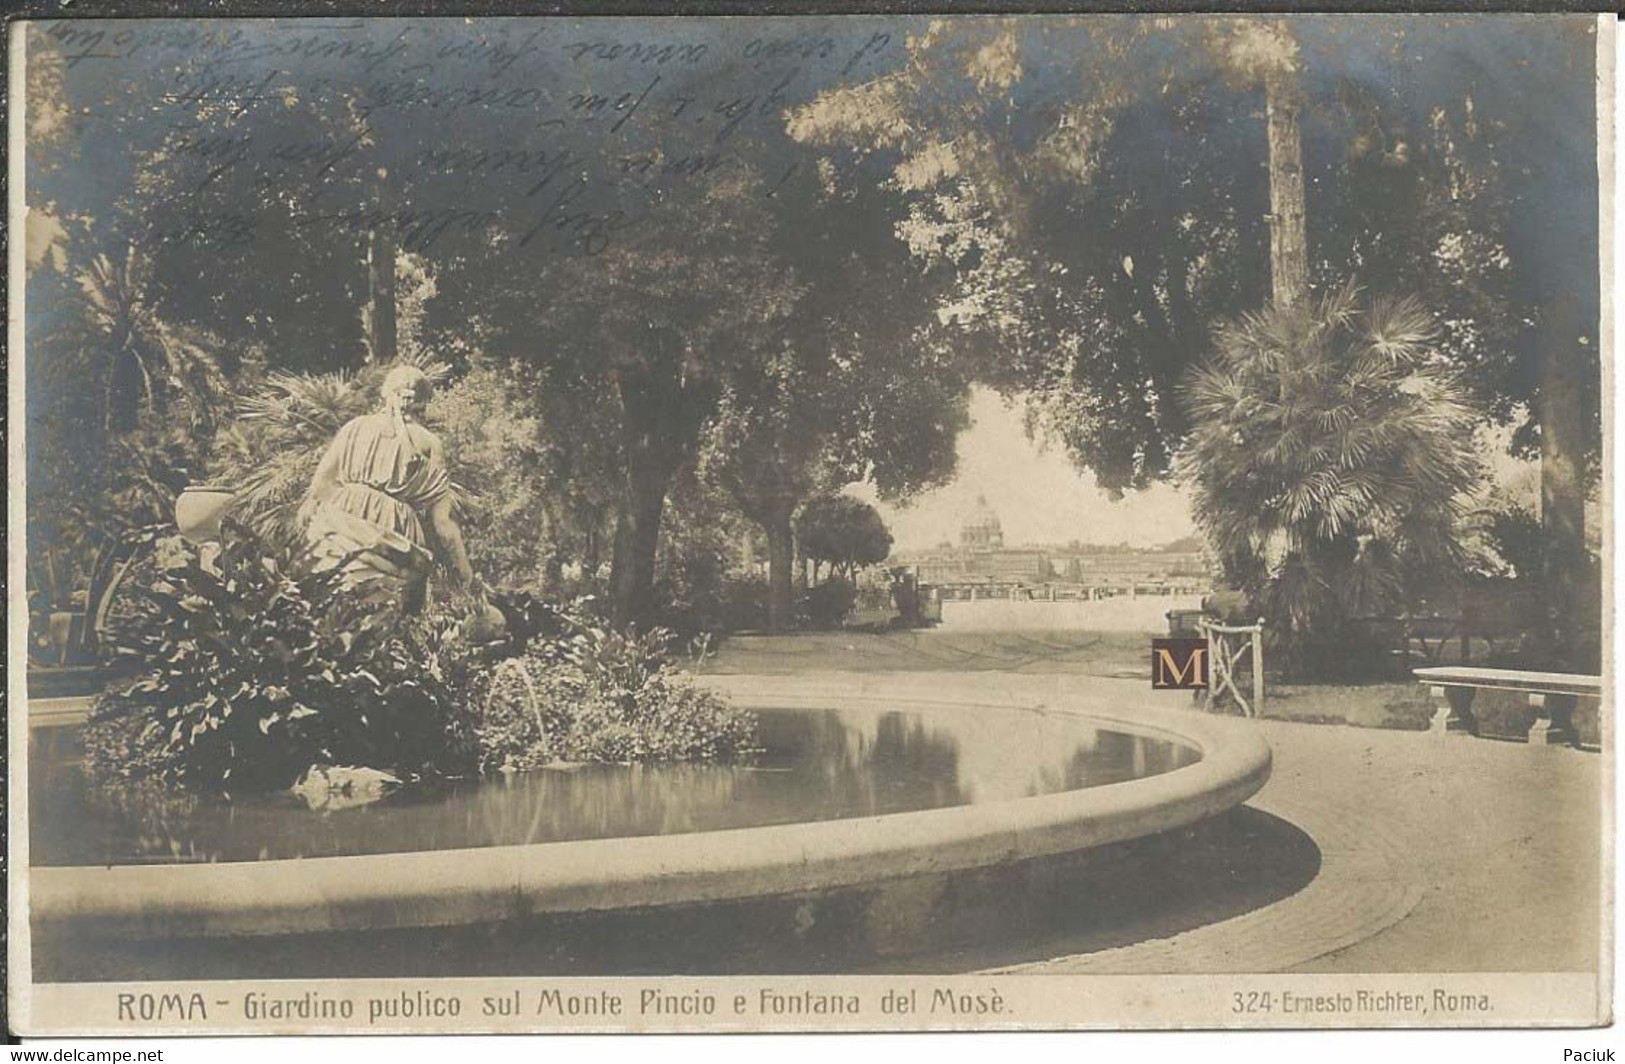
(76, 245), (227, 440)
(42, 246), (233, 533)
(1179, 282), (1483, 673)
(26, 245), (233, 638)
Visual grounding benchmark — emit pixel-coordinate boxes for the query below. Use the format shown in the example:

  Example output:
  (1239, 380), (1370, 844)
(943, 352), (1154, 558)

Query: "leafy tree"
(1179, 285), (1481, 674)
(701, 367), (831, 632)
(29, 23), (800, 627)
(650, 466), (757, 637)
(440, 170), (800, 625)
(699, 161), (971, 630)
(793, 16), (1600, 661)
(702, 320), (969, 630)
(798, 495), (894, 588)
(788, 18), (1264, 493)
(28, 17), (1598, 653)
(24, 28), (380, 601)
(790, 18), (1593, 459)
(424, 361), (560, 591)
(119, 52), (387, 374)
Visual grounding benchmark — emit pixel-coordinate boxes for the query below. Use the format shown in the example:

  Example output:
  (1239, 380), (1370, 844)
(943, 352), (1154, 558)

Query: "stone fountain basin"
(29, 694), (1271, 946)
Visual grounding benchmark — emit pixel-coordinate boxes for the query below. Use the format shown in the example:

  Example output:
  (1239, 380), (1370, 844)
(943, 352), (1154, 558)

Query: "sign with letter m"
(1151, 638), (1208, 689)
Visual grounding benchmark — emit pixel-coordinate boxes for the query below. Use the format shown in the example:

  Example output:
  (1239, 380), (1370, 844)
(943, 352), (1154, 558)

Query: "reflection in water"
(31, 706), (1199, 867)
(1029, 729), (1201, 796)
(762, 709), (969, 817)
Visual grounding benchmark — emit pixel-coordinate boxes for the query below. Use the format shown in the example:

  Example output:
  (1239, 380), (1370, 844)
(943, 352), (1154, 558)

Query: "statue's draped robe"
(305, 413), (450, 617)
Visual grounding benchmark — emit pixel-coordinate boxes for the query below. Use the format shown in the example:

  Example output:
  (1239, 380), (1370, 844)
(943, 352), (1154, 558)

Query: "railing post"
(1197, 618), (1267, 718)
(1205, 620), (1217, 711)
(1251, 621), (1265, 718)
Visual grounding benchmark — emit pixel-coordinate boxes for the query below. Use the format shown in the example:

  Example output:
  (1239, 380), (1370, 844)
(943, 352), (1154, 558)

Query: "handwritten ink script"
(31, 20), (896, 257)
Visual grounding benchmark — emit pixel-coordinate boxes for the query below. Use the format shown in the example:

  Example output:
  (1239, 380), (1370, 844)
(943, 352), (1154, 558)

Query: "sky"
(852, 387), (1196, 552)
(855, 387), (1552, 555)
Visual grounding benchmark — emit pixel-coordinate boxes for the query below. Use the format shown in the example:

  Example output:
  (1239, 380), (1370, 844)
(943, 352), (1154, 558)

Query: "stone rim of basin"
(29, 693), (1271, 942)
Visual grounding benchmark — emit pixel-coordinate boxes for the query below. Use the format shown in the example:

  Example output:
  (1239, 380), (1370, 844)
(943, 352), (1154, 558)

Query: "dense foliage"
(798, 579), (858, 631)
(473, 623), (759, 773)
(1460, 501), (1602, 671)
(84, 525), (475, 792)
(25, 242), (241, 606)
(791, 18), (1597, 496)
(84, 527), (758, 793)
(26, 19), (1604, 693)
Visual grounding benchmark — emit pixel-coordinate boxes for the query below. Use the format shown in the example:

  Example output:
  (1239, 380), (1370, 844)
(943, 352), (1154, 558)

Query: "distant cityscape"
(888, 495), (1209, 588)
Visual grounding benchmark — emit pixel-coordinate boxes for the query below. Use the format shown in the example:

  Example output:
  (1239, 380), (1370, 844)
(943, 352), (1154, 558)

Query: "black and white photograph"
(5, 10), (1614, 1036)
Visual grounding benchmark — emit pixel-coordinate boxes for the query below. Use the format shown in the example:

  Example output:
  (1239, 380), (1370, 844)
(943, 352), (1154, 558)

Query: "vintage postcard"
(6, 11), (1615, 1037)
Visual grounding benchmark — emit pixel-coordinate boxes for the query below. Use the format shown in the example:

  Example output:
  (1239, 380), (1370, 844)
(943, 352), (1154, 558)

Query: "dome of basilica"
(960, 494), (1005, 550)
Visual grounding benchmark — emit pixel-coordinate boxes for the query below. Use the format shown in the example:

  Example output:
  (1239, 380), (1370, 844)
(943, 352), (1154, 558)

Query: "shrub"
(799, 580), (856, 630)
(471, 620), (759, 773)
(649, 473), (747, 638)
(85, 539), (757, 792)
(720, 574), (771, 632)
(1467, 502), (1601, 671)
(85, 524), (476, 792)
(651, 549), (730, 639)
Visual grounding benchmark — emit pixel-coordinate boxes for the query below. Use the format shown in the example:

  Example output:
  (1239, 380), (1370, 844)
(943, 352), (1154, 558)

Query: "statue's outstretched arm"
(427, 493), (477, 590)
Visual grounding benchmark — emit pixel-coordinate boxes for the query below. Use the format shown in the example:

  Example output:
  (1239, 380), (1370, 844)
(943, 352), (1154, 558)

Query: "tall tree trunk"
(608, 360), (703, 627)
(106, 335), (143, 436)
(1535, 290), (1592, 669)
(765, 506), (796, 632)
(366, 182), (397, 364)
(610, 462), (668, 628)
(1264, 60), (1308, 311)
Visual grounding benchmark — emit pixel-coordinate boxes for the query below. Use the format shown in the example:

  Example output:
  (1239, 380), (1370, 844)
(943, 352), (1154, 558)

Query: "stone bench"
(1414, 666), (1601, 745)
